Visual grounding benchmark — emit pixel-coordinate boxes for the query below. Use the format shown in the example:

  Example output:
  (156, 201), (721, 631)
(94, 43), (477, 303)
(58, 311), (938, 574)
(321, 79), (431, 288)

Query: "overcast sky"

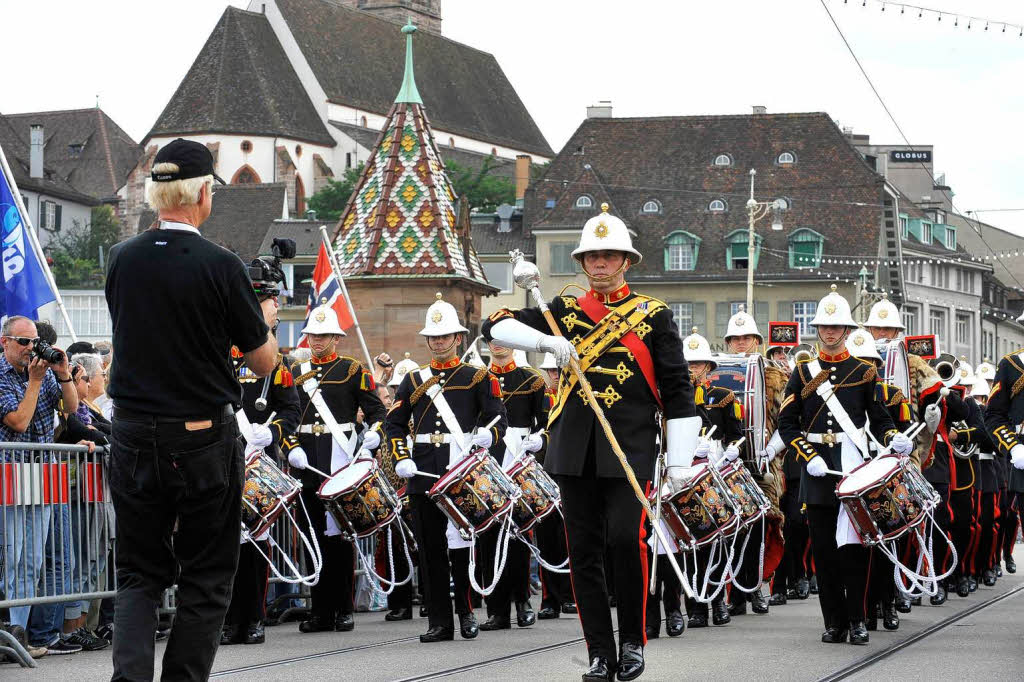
(2, 0), (1022, 231)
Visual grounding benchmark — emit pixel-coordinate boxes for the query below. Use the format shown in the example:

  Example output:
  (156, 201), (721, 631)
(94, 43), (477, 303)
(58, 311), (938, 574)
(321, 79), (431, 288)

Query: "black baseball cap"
(151, 138), (226, 184)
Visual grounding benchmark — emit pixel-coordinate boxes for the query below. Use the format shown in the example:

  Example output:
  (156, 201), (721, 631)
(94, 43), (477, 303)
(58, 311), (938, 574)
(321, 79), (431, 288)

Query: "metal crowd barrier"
(0, 442), (114, 668)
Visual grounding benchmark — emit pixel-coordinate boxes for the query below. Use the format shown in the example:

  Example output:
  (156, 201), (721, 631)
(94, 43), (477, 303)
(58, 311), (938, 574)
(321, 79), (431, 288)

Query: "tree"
(445, 157), (515, 214)
(46, 205), (122, 287)
(306, 164), (364, 222)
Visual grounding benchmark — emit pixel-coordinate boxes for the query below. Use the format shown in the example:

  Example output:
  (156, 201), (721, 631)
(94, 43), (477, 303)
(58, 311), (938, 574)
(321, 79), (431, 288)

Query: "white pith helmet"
(571, 202), (642, 264)
(419, 292), (469, 336)
(810, 285), (857, 328)
(301, 305), (346, 336)
(975, 360), (996, 382)
(389, 352), (419, 387)
(682, 327), (717, 370)
(846, 328), (881, 363)
(864, 293), (905, 331)
(724, 305), (762, 343)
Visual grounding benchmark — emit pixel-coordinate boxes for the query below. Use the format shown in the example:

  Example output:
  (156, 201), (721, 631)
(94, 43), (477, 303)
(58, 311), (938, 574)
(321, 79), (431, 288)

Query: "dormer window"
(641, 200), (661, 214)
(713, 154), (733, 167)
(575, 195), (594, 209)
(708, 199), (727, 213)
(777, 151), (796, 165)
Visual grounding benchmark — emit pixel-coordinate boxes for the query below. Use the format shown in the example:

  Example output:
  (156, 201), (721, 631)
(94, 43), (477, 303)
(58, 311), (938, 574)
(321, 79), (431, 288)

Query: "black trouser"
(409, 494), (470, 629)
(975, 491), (998, 574)
(449, 547), (473, 616)
(480, 531), (529, 620)
(867, 545), (895, 614)
(110, 411), (243, 682)
(300, 487), (355, 620)
(225, 541), (269, 627)
(949, 488), (973, 580)
(774, 481), (807, 595)
(685, 541), (729, 617)
(385, 511), (415, 612)
(806, 503), (869, 629)
(557, 474), (649, 664)
(647, 553), (682, 629)
(731, 517), (765, 602)
(535, 514), (571, 609)
(1001, 491), (1020, 562)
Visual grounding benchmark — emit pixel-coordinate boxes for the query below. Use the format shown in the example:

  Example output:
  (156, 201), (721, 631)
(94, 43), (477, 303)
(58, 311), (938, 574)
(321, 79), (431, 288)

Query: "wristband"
(57, 376), (73, 383)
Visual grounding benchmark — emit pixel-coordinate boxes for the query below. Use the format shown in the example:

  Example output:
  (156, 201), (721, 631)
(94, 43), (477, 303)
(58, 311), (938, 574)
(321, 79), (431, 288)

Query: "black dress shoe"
(665, 609), (685, 637)
(751, 589), (769, 614)
(419, 625), (454, 643)
(796, 577), (810, 600)
(616, 642), (644, 681)
(335, 613), (354, 631)
(769, 592), (787, 606)
(809, 576), (819, 594)
(712, 598), (731, 626)
(849, 621), (869, 645)
(911, 596), (922, 606)
(479, 615), (510, 631)
(882, 604), (899, 631)
(983, 569), (997, 586)
(895, 595), (912, 613)
(688, 610), (709, 628)
(865, 615), (877, 631)
(645, 624), (659, 640)
(386, 608), (413, 621)
(537, 606), (560, 620)
(562, 602), (579, 614)
(220, 623), (242, 646)
(515, 600), (536, 627)
(968, 576), (978, 593)
(582, 656), (613, 681)
(728, 599), (747, 617)
(956, 576), (970, 598)
(996, 565), (1004, 577)
(299, 615), (334, 633)
(821, 627), (848, 643)
(1006, 557), (1017, 574)
(930, 584), (948, 606)
(244, 622), (265, 644)
(459, 612), (479, 639)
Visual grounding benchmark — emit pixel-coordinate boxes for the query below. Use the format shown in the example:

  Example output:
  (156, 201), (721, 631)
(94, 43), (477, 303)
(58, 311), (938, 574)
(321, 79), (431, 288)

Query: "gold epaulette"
(294, 370), (317, 384)
(706, 387), (735, 408)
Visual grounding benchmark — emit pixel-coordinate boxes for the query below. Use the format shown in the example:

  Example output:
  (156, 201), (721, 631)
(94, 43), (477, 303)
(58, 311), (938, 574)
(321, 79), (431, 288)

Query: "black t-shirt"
(105, 228), (269, 417)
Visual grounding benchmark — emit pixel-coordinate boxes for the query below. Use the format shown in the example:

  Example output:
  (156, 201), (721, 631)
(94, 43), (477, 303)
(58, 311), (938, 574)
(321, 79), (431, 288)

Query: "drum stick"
(304, 464), (331, 479)
(823, 468), (845, 477)
(415, 471), (441, 480)
(263, 411), (277, 427)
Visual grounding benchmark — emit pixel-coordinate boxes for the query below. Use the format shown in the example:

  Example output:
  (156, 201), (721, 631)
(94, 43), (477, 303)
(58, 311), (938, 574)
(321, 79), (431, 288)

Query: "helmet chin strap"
(582, 259), (629, 284)
(428, 334), (460, 359)
(816, 327), (851, 353)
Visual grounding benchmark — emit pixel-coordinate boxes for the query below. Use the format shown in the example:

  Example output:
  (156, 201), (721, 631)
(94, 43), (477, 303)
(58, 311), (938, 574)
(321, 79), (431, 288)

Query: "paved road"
(7, 546), (1022, 681)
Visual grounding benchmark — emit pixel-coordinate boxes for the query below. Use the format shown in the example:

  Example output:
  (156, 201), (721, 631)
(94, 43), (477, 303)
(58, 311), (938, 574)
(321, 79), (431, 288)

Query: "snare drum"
(877, 339), (911, 400)
(243, 450), (302, 538)
(708, 354), (767, 460)
(718, 460), (771, 528)
(835, 456), (934, 545)
(658, 462), (740, 550)
(507, 455), (561, 532)
(429, 450), (520, 539)
(318, 459), (402, 538)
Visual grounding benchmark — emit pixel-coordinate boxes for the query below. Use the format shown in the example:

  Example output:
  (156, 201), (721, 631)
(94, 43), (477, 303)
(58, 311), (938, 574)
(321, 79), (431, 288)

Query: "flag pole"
(0, 142), (78, 342)
(318, 225), (374, 371)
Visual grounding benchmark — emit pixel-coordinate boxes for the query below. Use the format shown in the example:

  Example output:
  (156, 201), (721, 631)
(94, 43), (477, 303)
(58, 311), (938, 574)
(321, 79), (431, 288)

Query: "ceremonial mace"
(508, 250), (692, 593)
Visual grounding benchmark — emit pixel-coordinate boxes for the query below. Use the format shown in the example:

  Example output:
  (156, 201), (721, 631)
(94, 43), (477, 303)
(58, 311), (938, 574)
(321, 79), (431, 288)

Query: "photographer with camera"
(0, 316), (79, 655)
(104, 139), (278, 681)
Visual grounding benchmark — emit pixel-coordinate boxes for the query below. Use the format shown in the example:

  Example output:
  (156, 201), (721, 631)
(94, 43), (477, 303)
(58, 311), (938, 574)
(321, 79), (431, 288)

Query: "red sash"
(576, 294), (663, 410)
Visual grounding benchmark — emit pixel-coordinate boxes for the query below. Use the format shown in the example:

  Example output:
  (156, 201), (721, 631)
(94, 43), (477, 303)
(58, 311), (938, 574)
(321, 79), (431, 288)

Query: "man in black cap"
(105, 138), (278, 681)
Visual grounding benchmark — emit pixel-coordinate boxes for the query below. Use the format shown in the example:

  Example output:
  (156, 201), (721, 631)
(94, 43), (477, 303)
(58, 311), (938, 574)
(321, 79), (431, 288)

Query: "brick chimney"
(29, 124), (44, 178)
(514, 154), (531, 206)
(337, 0), (443, 35)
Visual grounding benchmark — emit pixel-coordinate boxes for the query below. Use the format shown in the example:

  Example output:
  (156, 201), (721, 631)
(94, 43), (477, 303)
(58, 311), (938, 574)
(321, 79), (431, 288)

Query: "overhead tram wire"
(818, 0), (1024, 291)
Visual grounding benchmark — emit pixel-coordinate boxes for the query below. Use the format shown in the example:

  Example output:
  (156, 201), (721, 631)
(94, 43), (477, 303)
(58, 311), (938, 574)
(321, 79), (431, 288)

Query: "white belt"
(979, 453), (995, 461)
(506, 426), (530, 439)
(414, 433), (460, 445)
(805, 431), (859, 446)
(298, 422), (355, 436)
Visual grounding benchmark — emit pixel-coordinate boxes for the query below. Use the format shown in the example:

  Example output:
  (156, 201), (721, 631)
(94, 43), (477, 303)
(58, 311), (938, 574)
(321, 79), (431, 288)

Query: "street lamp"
(744, 169), (786, 311)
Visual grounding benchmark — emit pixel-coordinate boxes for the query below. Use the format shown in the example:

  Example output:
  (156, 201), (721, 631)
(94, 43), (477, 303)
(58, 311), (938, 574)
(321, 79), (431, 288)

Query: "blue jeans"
(64, 495), (111, 620)
(0, 504), (52, 628)
(27, 503), (74, 646)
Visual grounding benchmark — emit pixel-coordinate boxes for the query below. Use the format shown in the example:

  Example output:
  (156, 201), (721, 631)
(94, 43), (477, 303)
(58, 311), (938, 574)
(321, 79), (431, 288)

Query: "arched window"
(788, 228), (824, 268)
(575, 195), (593, 209)
(295, 174), (306, 215)
(777, 151), (796, 164)
(231, 164), (261, 184)
(713, 154), (732, 167)
(664, 231), (701, 271)
(726, 229), (761, 270)
(641, 199), (661, 214)
(708, 199), (727, 213)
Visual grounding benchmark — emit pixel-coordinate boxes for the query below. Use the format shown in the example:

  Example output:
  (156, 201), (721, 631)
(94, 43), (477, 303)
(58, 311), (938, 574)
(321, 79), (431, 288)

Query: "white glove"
(288, 447), (309, 470)
(522, 433), (544, 453)
(362, 428), (381, 451)
(924, 403), (941, 434)
(723, 444), (740, 462)
(355, 448), (373, 462)
(693, 440), (711, 461)
(806, 456), (828, 477)
(249, 424), (274, 448)
(395, 459), (418, 479)
(763, 445), (777, 462)
(890, 433), (913, 456)
(471, 429), (494, 449)
(667, 466), (690, 488)
(538, 336), (578, 367)
(1011, 444), (1024, 471)
(666, 416), (702, 469)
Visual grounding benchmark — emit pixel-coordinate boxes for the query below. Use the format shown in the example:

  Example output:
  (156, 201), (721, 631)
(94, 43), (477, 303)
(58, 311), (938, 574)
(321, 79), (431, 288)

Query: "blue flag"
(1, 161), (55, 320)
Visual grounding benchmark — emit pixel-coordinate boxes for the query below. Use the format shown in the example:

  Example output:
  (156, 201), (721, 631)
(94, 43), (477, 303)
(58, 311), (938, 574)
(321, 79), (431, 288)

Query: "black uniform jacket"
(285, 353), (386, 491)
(482, 283), (695, 480)
(778, 350), (898, 506)
(384, 358), (508, 495)
(232, 348), (300, 459)
(919, 382), (970, 487)
(488, 360), (549, 463)
(984, 350), (1024, 493)
(695, 381), (743, 456)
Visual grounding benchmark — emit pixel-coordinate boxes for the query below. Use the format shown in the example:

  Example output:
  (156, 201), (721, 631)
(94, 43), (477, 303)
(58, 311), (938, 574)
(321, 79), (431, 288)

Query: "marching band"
(229, 202), (1024, 682)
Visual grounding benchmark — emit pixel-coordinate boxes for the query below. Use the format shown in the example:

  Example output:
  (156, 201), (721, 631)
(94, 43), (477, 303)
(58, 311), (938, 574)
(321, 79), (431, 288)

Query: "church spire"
(394, 19), (423, 105)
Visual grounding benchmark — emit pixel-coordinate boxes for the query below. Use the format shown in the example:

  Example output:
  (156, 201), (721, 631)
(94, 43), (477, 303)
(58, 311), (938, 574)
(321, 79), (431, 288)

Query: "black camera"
(33, 340), (64, 365)
(248, 237), (297, 299)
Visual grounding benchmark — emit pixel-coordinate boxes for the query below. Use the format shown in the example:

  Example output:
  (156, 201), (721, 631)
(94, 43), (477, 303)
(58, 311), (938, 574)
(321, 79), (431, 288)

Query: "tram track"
(209, 634), (420, 677)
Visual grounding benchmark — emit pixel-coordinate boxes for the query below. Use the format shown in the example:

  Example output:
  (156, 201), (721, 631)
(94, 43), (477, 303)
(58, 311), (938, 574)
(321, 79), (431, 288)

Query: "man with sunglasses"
(0, 316), (79, 655)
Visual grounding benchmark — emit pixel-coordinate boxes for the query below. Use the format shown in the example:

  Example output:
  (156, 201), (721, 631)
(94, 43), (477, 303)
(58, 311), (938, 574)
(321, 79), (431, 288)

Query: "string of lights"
(833, 0), (1024, 37)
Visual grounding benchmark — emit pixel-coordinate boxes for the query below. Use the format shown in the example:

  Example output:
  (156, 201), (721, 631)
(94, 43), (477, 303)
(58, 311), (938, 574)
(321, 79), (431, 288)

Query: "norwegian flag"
(298, 242), (355, 347)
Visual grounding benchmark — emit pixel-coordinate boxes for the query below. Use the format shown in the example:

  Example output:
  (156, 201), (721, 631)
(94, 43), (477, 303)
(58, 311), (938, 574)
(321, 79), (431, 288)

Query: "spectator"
(73, 354), (111, 436)
(91, 342), (113, 420)
(0, 316), (80, 657)
(34, 320), (58, 346)
(66, 342), (96, 357)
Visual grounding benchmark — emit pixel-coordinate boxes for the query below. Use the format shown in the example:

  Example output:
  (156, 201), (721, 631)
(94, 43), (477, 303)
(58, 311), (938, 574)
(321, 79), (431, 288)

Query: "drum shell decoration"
(708, 353), (767, 466)
(429, 449), (521, 540)
(836, 456), (936, 545)
(243, 451), (302, 538)
(658, 463), (740, 550)
(507, 456), (561, 532)
(718, 460), (771, 528)
(318, 461), (402, 538)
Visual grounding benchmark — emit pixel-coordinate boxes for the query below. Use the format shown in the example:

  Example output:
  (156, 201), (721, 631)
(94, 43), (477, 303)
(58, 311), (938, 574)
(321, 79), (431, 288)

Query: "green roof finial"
(395, 19), (422, 104)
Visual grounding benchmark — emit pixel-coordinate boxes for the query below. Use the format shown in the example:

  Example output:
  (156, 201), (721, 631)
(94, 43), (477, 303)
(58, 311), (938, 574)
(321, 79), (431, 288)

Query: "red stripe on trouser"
(991, 492), (1003, 569)
(639, 482), (650, 646)
(561, 516), (587, 652)
(863, 548), (874, 616)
